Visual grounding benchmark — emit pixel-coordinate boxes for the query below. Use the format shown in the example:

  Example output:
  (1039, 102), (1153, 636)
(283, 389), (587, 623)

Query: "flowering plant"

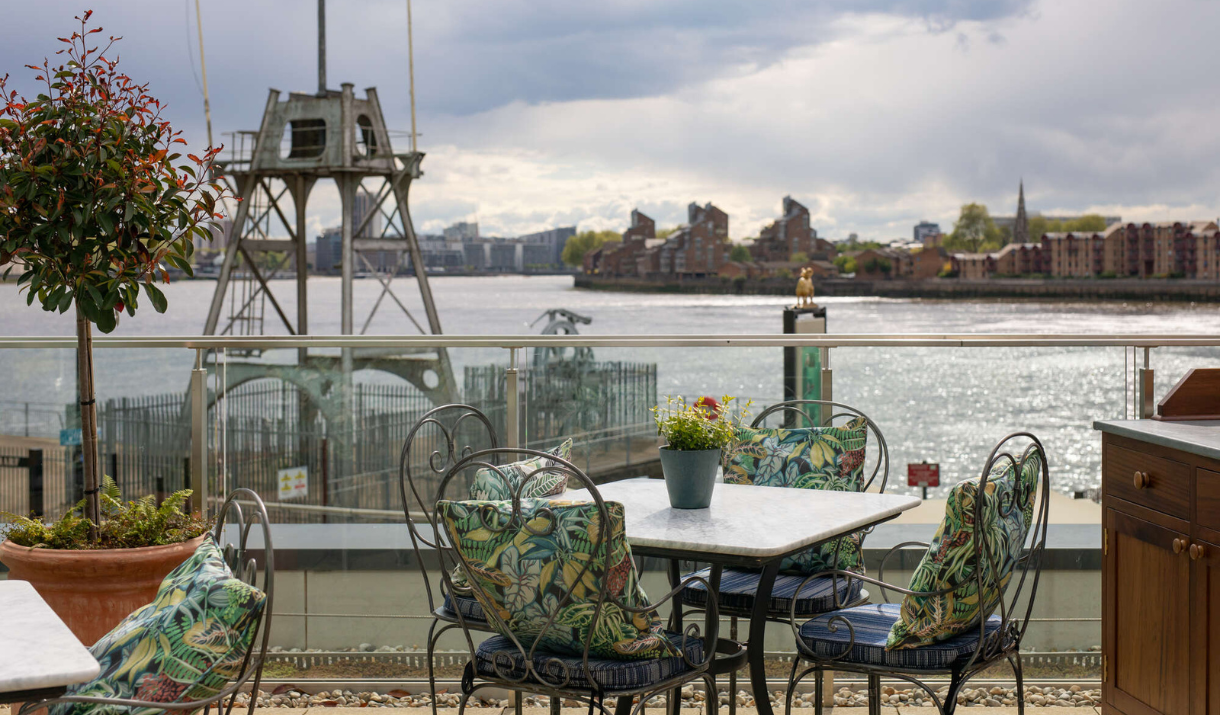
(652, 395), (751, 451)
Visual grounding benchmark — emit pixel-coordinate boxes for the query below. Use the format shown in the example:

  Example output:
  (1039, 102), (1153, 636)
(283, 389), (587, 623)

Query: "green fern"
(2, 477), (211, 550)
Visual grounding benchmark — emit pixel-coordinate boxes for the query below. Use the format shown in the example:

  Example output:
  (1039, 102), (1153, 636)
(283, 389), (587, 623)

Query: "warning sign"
(907, 462), (940, 488)
(278, 466), (309, 501)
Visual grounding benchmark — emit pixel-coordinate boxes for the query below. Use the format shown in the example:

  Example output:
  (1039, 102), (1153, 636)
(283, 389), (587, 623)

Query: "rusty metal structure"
(202, 0), (455, 410)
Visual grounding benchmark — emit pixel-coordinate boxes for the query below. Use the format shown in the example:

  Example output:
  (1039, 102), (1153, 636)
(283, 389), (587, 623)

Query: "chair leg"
(426, 619), (441, 715)
(551, 696), (562, 715)
(704, 675), (718, 715)
(728, 616), (737, 715)
(614, 693), (634, 715)
(783, 658), (801, 715)
(813, 668), (823, 715)
(867, 674), (881, 715)
(942, 673), (965, 715)
(1010, 653), (1026, 715)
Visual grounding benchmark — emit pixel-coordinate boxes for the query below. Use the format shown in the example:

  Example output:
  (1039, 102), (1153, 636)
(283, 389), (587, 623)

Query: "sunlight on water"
(2, 275), (1219, 496)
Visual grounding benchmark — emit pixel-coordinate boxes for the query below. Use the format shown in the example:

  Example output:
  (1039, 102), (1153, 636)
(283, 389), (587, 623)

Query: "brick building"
(992, 242), (1043, 276)
(638, 202), (730, 277)
(594, 209), (656, 276)
(1040, 232), (1104, 277)
(751, 197), (835, 262)
(903, 246), (949, 279)
(952, 253), (996, 280)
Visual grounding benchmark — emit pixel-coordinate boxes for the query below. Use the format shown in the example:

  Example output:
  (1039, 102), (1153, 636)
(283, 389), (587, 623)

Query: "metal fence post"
(190, 348), (208, 516)
(1139, 347), (1155, 419)
(505, 347), (520, 448)
(27, 449), (43, 518)
(820, 346), (834, 424)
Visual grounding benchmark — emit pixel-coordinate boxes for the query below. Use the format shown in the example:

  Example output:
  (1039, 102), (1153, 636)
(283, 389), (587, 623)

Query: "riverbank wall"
(575, 274), (1220, 302)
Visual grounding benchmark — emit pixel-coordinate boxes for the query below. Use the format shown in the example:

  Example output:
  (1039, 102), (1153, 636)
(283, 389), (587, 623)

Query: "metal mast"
(201, 1), (454, 406)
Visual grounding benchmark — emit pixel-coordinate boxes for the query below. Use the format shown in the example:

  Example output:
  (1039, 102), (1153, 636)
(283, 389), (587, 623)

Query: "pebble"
(219, 683), (1103, 709)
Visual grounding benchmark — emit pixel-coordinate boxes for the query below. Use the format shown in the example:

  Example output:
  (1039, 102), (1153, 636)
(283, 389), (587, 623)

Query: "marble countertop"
(0, 581), (100, 697)
(563, 477), (921, 562)
(1093, 419), (1220, 462)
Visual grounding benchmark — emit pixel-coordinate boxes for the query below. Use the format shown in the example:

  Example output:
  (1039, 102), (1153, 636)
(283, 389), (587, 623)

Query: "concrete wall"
(265, 566), (1099, 653)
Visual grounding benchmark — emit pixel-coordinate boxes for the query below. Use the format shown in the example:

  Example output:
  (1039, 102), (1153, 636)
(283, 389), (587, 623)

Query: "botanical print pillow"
(436, 498), (678, 661)
(723, 419), (868, 491)
(52, 535), (266, 715)
(885, 450), (1041, 650)
(723, 418), (869, 575)
(468, 438), (573, 500)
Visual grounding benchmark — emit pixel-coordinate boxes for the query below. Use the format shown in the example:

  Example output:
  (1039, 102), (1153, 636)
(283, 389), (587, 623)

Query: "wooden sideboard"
(1095, 420), (1220, 715)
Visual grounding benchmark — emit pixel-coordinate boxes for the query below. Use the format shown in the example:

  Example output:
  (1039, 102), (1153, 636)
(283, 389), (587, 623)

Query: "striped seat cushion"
(475, 632), (704, 690)
(798, 603), (1004, 670)
(680, 567), (864, 618)
(439, 592), (487, 623)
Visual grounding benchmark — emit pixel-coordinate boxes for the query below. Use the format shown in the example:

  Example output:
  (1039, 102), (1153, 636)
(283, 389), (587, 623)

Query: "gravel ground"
(224, 684), (1100, 709)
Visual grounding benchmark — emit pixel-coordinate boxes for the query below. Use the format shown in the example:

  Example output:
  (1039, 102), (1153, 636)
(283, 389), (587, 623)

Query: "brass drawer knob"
(1133, 471), (1150, 489)
(1190, 543), (1207, 561)
(1173, 538), (1188, 554)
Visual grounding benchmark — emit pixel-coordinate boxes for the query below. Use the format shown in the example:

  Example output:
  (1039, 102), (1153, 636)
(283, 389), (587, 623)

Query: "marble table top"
(563, 477), (922, 563)
(0, 580), (100, 699)
(1094, 418), (1220, 462)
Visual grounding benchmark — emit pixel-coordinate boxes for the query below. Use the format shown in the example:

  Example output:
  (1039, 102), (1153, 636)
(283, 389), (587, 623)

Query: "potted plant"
(652, 395), (749, 509)
(0, 12), (230, 644)
(1, 478), (212, 645)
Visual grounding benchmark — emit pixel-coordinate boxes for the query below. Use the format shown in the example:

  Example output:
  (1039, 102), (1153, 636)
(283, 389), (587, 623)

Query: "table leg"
(747, 561), (780, 715)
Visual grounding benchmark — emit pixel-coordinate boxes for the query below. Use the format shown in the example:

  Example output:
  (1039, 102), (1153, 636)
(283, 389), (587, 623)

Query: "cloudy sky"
(5, 0), (1220, 241)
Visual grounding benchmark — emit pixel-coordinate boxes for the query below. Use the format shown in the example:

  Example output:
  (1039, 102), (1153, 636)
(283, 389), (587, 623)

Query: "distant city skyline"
(5, 1), (1219, 241)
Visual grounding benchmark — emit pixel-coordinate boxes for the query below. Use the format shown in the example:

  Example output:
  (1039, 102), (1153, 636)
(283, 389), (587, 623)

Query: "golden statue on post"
(795, 267), (816, 308)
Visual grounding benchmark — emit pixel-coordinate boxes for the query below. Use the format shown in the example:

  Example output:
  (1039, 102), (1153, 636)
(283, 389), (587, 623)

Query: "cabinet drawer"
(1104, 444), (1191, 518)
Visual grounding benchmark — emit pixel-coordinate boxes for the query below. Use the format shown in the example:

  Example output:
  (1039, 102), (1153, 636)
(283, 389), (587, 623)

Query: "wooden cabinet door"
(1106, 508), (1193, 715)
(1193, 538), (1220, 715)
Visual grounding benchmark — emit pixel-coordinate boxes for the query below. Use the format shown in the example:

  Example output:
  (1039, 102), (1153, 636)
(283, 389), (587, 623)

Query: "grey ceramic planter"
(658, 447), (721, 509)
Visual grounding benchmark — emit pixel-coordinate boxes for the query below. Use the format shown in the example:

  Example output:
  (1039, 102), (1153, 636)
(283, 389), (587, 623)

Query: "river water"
(3, 275), (1219, 495)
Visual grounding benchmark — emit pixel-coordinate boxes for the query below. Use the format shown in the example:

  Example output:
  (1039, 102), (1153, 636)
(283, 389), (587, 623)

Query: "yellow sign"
(278, 466), (308, 501)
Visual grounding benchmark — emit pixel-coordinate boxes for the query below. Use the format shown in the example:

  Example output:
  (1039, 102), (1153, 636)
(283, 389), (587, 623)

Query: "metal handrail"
(1, 333), (1219, 349)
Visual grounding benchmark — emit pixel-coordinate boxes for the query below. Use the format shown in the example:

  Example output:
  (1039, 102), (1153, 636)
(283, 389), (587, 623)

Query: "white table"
(567, 478), (921, 566)
(0, 580), (100, 704)
(564, 478), (921, 715)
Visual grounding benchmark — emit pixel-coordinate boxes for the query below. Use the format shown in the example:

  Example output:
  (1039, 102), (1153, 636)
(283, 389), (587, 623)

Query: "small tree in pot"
(0, 11), (230, 533)
(0, 11), (232, 645)
(652, 395), (749, 509)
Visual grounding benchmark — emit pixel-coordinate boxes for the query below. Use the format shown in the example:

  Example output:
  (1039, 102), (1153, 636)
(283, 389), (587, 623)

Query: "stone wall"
(575, 274), (1220, 302)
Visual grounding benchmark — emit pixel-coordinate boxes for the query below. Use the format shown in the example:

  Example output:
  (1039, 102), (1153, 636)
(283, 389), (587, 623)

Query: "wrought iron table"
(0, 580), (100, 704)
(564, 477), (921, 715)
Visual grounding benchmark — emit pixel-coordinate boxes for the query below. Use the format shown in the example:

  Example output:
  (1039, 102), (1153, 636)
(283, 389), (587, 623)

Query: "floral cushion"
(435, 498), (678, 661)
(885, 451), (1041, 650)
(51, 535), (266, 715)
(468, 439), (573, 500)
(722, 418), (869, 576)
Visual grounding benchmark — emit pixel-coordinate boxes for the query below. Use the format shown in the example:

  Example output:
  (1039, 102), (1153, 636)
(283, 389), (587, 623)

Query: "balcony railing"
(3, 332), (1217, 683)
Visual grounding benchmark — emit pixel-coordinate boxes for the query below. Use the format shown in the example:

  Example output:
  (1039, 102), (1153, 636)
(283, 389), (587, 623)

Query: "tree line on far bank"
(560, 204), (1114, 267)
(943, 204), (1109, 254)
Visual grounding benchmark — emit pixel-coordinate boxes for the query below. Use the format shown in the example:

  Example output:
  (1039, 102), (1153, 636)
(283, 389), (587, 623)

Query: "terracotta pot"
(0, 535), (205, 647)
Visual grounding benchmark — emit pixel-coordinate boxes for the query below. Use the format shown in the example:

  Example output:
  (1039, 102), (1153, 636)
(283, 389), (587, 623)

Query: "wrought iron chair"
(397, 404), (499, 715)
(677, 399), (889, 709)
(784, 433), (1050, 715)
(432, 447), (727, 715)
(20, 488), (275, 715)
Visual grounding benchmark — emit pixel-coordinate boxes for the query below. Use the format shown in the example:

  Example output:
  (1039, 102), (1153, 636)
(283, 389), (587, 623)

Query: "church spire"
(1014, 179), (1029, 244)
